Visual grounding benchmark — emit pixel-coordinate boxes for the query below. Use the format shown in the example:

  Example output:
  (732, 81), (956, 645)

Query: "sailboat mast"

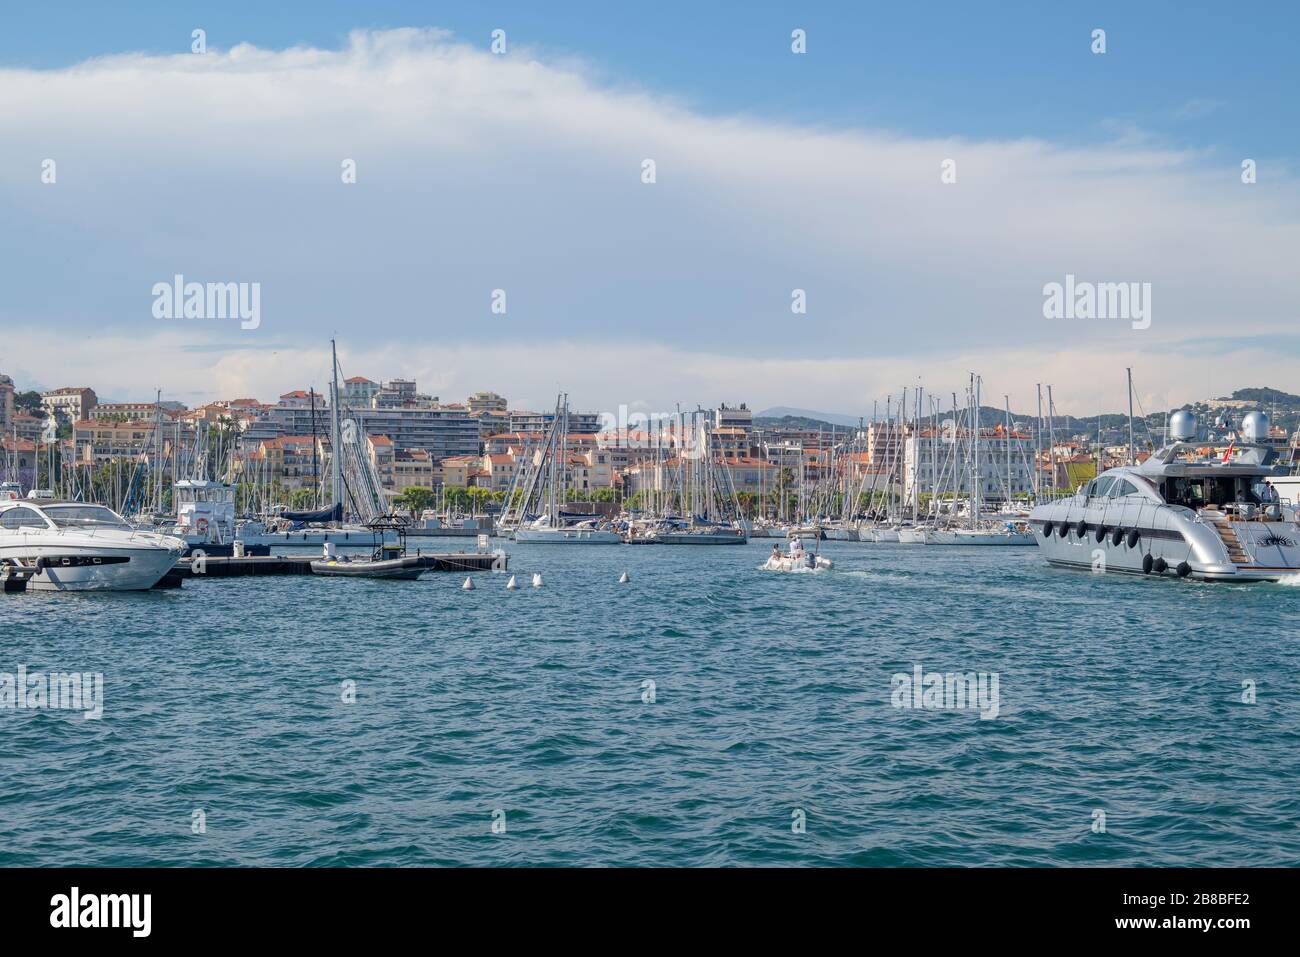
(1004, 394), (1012, 509)
(1126, 367), (1136, 466)
(330, 339), (343, 515)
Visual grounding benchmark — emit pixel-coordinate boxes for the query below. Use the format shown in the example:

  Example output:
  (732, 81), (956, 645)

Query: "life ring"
(195, 518), (210, 535)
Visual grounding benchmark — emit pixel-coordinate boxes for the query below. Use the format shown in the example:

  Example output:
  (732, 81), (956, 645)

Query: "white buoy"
(532, 573), (543, 588)
(462, 577), (475, 590)
(506, 575), (518, 590)
(618, 571), (630, 584)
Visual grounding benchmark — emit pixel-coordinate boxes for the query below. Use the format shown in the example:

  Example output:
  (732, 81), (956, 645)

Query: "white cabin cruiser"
(0, 500), (185, 591)
(1029, 411), (1300, 582)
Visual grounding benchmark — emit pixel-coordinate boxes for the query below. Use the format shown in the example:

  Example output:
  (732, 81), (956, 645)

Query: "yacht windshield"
(44, 505), (131, 529)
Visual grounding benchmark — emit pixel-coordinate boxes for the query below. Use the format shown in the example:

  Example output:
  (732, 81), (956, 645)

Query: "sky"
(1, 1), (1298, 419)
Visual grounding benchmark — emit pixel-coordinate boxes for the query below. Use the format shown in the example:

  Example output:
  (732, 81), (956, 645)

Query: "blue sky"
(1, 3), (1297, 414)
(4, 1), (1294, 155)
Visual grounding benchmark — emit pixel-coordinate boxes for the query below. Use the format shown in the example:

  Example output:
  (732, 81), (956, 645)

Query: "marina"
(4, 0), (1298, 929)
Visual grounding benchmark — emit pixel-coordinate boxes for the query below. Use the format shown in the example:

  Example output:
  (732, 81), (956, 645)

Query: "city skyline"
(3, 5), (1298, 415)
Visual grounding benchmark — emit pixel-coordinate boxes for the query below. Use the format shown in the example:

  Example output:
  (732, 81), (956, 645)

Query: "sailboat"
(650, 411), (747, 544)
(507, 395), (621, 544)
(238, 340), (397, 548)
(925, 375), (1035, 546)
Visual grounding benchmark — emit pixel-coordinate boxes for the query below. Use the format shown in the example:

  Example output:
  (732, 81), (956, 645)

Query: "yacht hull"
(0, 544), (181, 591)
(1029, 499), (1300, 581)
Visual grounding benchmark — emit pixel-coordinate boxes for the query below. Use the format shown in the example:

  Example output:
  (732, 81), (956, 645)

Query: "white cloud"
(1, 28), (1297, 415)
(17, 328), (1300, 422)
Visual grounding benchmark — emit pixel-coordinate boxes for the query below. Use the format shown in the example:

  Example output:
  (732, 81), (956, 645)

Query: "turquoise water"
(2, 540), (1298, 866)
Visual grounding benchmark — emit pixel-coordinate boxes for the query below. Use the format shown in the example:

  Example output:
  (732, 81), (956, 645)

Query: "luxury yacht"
(0, 500), (186, 591)
(1029, 411), (1300, 582)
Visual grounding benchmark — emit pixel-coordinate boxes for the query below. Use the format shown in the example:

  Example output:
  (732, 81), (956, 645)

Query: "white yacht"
(1030, 411), (1300, 581)
(0, 499), (185, 591)
(514, 515), (621, 544)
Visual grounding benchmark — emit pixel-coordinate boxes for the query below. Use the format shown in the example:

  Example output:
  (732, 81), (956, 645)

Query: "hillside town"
(3, 370), (1299, 518)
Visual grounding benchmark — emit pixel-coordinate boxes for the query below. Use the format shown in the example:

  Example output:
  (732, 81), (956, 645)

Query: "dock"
(178, 551), (506, 578)
(3, 551), (506, 593)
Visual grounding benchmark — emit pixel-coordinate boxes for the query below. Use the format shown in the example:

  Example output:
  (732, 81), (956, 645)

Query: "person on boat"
(789, 536), (804, 556)
(771, 543), (780, 558)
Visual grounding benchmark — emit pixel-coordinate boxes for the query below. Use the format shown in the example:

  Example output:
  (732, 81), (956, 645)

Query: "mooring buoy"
(462, 577), (475, 590)
(532, 573), (543, 588)
(618, 571), (630, 584)
(506, 575), (518, 590)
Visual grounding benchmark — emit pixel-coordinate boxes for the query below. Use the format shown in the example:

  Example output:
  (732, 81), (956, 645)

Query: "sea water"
(1, 541), (1297, 866)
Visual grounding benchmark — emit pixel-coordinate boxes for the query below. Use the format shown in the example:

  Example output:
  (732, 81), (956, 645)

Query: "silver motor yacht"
(1029, 411), (1300, 582)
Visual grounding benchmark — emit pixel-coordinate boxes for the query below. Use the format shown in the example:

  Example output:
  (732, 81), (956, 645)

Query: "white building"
(904, 430), (1036, 502)
(40, 387), (97, 424)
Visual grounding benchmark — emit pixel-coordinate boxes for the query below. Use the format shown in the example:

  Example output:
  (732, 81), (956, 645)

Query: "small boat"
(310, 519), (431, 580)
(310, 553), (427, 579)
(763, 552), (833, 572)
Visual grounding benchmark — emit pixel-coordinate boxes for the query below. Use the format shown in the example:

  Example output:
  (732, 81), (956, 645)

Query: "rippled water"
(2, 540), (1298, 866)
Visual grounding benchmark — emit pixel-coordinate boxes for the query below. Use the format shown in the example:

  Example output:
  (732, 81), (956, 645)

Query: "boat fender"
(1126, 530), (1139, 548)
(1075, 520), (1087, 537)
(1109, 528), (1121, 546)
(34, 556), (46, 571)
(1095, 526), (1107, 543)
(1041, 522), (1054, 538)
(1153, 557), (1167, 573)
(1176, 561), (1191, 578)
(1142, 554), (1153, 574)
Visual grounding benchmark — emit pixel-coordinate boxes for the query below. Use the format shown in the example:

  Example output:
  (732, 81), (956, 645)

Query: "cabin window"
(0, 507), (49, 530)
(1091, 476), (1116, 499)
(1108, 479), (1139, 498)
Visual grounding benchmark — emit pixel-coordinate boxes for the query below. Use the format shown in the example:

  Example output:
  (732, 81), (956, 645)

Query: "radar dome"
(1241, 411), (1269, 443)
(1169, 410), (1197, 442)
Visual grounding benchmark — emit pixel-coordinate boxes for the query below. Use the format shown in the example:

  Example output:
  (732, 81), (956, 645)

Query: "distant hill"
(1221, 387), (1300, 408)
(755, 387), (1300, 439)
(754, 407), (862, 429)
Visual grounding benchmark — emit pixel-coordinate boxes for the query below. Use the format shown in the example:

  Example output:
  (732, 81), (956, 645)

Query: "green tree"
(395, 486), (437, 515)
